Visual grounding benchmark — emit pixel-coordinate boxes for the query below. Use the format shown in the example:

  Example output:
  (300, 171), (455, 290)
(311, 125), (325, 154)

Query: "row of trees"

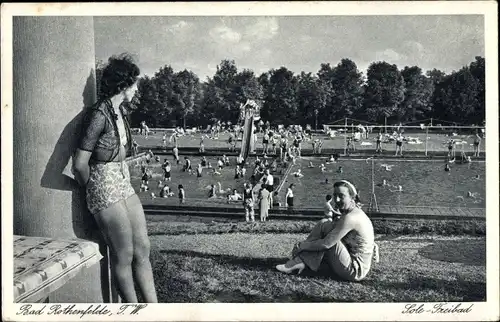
(97, 56), (485, 128)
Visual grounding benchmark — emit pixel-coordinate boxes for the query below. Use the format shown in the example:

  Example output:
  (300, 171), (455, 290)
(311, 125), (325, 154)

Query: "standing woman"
(73, 54), (158, 303)
(258, 186), (272, 222)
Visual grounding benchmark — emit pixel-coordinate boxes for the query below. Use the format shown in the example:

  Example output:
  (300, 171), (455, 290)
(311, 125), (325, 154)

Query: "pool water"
(280, 157), (485, 209)
(129, 154), (485, 209)
(129, 155), (258, 207)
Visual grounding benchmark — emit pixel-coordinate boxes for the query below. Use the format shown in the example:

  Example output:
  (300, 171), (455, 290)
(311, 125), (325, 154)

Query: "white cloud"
(238, 41), (252, 53)
(166, 20), (191, 33)
(401, 40), (425, 59)
(375, 48), (404, 63)
(245, 17), (279, 41)
(209, 25), (242, 43)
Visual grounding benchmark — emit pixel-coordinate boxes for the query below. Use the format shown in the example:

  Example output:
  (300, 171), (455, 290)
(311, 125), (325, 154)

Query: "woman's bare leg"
(124, 194), (158, 303)
(94, 201), (137, 303)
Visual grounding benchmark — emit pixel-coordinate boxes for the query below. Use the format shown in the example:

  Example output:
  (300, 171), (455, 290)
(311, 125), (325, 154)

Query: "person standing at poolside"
(73, 54), (157, 303)
(243, 183), (255, 222)
(162, 132), (168, 150)
(263, 131), (270, 154)
(318, 139), (324, 154)
(183, 156), (192, 173)
(286, 184), (295, 209)
(199, 136), (205, 154)
(473, 133), (481, 157)
(271, 135), (278, 155)
(178, 184), (186, 204)
(346, 136), (355, 153)
(447, 139), (456, 158)
(259, 186), (272, 222)
(173, 145), (179, 165)
(280, 137), (288, 161)
(395, 133), (404, 156)
(375, 132), (383, 154)
(263, 169), (274, 192)
(162, 159), (172, 182)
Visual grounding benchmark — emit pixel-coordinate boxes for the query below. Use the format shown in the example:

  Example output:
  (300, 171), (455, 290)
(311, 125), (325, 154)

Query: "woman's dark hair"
(98, 53), (140, 99)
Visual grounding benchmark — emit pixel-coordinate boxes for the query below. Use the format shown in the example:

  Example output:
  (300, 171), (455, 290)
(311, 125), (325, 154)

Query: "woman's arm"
(73, 149), (93, 186)
(299, 214), (356, 252)
(73, 109), (105, 186)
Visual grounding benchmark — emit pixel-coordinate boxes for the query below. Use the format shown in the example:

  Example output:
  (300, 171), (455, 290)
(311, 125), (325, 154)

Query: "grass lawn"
(149, 228), (486, 303)
(146, 215), (485, 236)
(133, 131), (485, 156)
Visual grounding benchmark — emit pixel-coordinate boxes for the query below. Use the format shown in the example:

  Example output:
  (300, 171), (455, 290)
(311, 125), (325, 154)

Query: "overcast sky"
(94, 15), (484, 80)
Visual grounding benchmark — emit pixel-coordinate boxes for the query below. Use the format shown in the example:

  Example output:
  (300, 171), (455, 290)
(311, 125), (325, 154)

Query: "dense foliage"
(96, 56), (485, 128)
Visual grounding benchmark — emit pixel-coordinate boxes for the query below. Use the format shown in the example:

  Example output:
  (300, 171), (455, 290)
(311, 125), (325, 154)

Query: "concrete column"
(13, 16), (108, 303)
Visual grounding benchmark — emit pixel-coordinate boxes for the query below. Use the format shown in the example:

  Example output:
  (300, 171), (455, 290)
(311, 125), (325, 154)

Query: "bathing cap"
(339, 180), (358, 197)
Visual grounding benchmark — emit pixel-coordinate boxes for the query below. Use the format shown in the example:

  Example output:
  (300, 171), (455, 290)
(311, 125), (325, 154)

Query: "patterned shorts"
(86, 161), (136, 215)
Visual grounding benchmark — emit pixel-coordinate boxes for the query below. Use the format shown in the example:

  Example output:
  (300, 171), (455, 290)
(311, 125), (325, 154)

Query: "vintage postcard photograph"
(1, 1), (499, 321)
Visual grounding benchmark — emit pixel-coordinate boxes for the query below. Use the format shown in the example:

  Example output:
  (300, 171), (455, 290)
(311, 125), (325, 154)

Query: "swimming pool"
(279, 157), (485, 209)
(129, 153), (485, 210)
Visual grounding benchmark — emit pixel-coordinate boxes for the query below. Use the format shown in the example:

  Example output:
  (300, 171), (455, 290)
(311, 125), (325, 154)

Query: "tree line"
(96, 56), (485, 128)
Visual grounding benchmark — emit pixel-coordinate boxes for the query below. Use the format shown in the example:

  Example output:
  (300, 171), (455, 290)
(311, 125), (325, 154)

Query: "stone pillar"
(13, 16), (109, 303)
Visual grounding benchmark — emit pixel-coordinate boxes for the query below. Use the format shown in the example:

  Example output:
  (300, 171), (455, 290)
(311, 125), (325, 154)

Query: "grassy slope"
(146, 217), (486, 303)
(150, 233), (485, 303)
(147, 216), (486, 236)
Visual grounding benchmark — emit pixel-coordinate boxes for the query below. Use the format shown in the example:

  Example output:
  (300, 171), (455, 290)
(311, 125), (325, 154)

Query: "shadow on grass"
(151, 249), (352, 302)
(158, 249), (360, 285)
(150, 248), (485, 302)
(418, 239), (485, 266)
(159, 249), (287, 271)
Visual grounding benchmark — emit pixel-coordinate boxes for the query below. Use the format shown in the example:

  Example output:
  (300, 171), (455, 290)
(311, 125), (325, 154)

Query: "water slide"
(239, 115), (254, 160)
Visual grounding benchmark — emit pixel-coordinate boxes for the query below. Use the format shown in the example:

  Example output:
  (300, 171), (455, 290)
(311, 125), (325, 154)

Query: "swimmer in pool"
(326, 155), (337, 164)
(389, 185), (403, 193)
(337, 166), (343, 174)
(292, 169), (304, 178)
(380, 163), (394, 171)
(160, 185), (174, 198)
